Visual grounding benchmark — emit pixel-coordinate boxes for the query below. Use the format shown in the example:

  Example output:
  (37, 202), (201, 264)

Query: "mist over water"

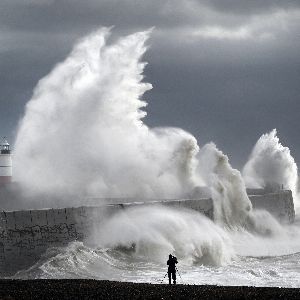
(11, 28), (300, 285)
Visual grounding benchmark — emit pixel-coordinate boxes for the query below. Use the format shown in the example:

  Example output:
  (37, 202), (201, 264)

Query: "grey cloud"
(203, 0), (300, 15)
(0, 0), (299, 169)
(1, 0), (298, 34)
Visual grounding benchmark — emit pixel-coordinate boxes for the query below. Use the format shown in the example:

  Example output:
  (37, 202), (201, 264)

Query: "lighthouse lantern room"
(0, 138), (12, 184)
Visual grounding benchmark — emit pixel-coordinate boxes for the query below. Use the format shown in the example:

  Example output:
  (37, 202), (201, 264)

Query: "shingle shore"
(0, 279), (299, 299)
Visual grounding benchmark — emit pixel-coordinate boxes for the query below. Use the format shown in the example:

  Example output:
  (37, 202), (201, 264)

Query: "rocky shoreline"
(0, 279), (299, 299)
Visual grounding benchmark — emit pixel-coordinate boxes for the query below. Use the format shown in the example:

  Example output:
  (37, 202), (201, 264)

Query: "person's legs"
(168, 272), (171, 284)
(172, 271), (176, 284)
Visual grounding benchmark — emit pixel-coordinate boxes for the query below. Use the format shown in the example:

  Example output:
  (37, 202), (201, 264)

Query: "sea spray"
(12, 27), (272, 234)
(92, 206), (235, 266)
(243, 129), (299, 209)
(197, 143), (252, 227)
(14, 28), (199, 200)
(195, 142), (289, 239)
(231, 215), (300, 257)
(13, 28), (289, 235)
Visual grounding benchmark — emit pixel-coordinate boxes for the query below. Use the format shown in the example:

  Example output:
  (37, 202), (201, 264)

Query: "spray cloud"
(14, 28), (199, 200)
(14, 28), (287, 237)
(243, 129), (298, 207)
(197, 143), (252, 227)
(94, 206), (235, 266)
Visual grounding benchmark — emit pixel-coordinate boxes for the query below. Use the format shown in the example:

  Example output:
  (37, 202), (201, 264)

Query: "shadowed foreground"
(0, 280), (299, 299)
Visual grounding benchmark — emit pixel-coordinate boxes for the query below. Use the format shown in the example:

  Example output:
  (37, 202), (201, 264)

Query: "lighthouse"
(0, 139), (12, 184)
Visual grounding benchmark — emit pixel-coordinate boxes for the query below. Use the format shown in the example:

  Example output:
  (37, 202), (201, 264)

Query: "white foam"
(92, 206), (235, 266)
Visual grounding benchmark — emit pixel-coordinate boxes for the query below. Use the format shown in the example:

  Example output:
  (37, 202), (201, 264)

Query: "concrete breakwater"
(0, 190), (295, 275)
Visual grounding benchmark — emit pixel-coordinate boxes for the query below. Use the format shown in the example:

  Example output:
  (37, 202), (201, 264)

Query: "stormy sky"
(0, 0), (299, 168)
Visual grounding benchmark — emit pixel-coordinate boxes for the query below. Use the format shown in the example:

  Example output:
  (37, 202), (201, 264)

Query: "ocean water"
(11, 211), (300, 288)
(12, 240), (300, 287)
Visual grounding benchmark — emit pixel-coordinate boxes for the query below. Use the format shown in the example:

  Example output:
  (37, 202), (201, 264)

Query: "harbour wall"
(0, 190), (295, 275)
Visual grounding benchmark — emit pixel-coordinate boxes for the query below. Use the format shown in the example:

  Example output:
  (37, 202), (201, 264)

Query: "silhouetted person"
(167, 254), (178, 284)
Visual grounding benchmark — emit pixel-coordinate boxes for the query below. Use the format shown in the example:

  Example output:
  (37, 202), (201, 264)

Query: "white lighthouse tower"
(0, 138), (12, 184)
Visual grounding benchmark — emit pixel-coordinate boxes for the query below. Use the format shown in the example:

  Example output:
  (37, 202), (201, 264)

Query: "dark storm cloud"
(0, 1), (200, 33)
(0, 0), (299, 168)
(204, 0), (300, 15)
(1, 0), (298, 33)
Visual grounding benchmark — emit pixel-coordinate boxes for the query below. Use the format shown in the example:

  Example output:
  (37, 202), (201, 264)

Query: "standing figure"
(167, 254), (178, 284)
